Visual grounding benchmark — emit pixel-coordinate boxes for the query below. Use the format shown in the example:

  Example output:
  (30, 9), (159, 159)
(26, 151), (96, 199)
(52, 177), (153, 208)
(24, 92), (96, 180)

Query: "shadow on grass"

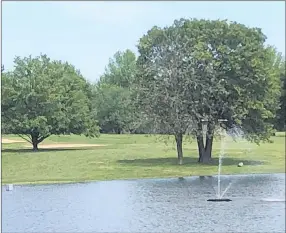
(117, 157), (265, 167)
(2, 147), (97, 153)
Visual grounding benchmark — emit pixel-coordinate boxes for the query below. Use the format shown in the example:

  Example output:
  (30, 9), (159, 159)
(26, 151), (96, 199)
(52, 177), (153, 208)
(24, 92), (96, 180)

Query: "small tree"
(93, 83), (134, 134)
(95, 49), (138, 134)
(1, 55), (99, 150)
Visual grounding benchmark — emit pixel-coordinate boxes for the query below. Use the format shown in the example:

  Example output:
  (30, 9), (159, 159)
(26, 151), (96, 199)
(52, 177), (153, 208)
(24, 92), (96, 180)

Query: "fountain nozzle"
(207, 198), (232, 202)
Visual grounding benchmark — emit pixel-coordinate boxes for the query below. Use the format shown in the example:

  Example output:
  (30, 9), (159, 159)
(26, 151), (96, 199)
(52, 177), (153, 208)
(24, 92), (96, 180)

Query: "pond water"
(2, 173), (285, 232)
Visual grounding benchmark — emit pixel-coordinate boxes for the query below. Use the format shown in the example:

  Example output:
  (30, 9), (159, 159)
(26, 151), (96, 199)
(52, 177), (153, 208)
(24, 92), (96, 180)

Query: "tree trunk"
(205, 136), (213, 159)
(197, 136), (204, 161)
(116, 127), (121, 134)
(198, 136), (213, 163)
(197, 123), (214, 164)
(175, 133), (183, 165)
(31, 134), (39, 151)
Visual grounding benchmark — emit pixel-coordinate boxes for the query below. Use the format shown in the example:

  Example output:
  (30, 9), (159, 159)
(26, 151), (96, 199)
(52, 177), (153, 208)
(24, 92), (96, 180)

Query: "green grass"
(2, 134), (285, 184)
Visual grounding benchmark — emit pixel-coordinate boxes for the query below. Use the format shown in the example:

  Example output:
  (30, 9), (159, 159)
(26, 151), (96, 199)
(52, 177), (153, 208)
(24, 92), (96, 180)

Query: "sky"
(2, 1), (285, 82)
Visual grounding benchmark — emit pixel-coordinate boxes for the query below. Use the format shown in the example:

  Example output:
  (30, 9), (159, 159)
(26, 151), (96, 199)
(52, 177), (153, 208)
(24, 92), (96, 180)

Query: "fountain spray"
(207, 119), (232, 202)
(217, 119), (228, 198)
(201, 119), (208, 149)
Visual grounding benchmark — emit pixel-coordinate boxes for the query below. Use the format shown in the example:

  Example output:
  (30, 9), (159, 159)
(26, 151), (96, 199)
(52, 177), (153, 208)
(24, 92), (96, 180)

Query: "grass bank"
(2, 134), (285, 184)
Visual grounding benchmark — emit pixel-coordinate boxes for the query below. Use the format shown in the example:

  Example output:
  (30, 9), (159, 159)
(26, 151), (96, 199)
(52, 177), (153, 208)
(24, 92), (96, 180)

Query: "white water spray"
(202, 119), (233, 200)
(220, 182), (232, 198)
(201, 119), (208, 148)
(217, 119), (228, 198)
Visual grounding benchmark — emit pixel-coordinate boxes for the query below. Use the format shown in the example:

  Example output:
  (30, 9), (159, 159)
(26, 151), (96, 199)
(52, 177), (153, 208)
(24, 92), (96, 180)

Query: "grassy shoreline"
(2, 134), (285, 185)
(2, 172), (286, 186)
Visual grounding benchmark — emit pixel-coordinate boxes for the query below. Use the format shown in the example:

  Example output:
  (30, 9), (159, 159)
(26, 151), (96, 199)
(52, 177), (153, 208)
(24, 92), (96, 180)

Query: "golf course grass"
(2, 133), (285, 184)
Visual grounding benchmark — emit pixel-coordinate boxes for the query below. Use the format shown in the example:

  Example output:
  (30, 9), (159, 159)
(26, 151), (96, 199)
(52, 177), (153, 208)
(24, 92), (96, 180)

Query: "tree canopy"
(135, 19), (282, 164)
(275, 59), (286, 131)
(2, 54), (99, 150)
(94, 49), (138, 133)
(99, 49), (137, 88)
(93, 83), (134, 134)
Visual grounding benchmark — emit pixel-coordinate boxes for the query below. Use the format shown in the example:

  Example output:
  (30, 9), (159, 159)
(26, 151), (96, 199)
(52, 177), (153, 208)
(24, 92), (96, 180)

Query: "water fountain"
(202, 119), (232, 202)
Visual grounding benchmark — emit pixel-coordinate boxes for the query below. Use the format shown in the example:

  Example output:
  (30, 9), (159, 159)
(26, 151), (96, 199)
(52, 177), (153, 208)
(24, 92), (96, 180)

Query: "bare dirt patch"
(24, 143), (106, 149)
(2, 138), (26, 144)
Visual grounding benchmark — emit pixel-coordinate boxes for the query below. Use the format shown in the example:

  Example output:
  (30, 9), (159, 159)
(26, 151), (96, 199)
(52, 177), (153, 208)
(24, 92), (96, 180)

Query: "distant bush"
(275, 132), (286, 137)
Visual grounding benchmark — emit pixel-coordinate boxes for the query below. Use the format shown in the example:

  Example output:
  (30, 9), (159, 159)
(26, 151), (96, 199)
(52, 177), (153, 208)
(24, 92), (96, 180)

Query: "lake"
(2, 173), (285, 232)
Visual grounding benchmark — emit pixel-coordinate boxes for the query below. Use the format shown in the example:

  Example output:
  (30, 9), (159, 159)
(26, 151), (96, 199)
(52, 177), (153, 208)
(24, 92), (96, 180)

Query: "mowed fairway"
(2, 134), (285, 184)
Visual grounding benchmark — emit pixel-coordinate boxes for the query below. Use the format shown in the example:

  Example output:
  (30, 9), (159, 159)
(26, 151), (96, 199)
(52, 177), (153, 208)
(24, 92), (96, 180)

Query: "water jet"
(202, 118), (233, 201)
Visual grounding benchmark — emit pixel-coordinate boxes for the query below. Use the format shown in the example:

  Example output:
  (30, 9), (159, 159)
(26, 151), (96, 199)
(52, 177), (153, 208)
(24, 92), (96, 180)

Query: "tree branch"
(38, 135), (50, 143)
(17, 134), (32, 144)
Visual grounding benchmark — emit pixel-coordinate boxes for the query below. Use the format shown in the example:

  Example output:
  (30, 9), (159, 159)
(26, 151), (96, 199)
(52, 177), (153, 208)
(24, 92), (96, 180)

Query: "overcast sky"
(2, 1), (285, 82)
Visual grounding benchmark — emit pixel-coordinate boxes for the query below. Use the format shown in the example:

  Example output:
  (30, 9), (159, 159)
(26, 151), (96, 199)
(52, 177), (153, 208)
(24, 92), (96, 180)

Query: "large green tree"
(2, 55), (99, 150)
(134, 25), (197, 164)
(135, 19), (282, 164)
(275, 59), (286, 131)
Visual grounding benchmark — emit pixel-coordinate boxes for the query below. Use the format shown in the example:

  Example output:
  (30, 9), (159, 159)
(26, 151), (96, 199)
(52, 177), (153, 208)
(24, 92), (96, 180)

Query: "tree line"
(2, 19), (285, 164)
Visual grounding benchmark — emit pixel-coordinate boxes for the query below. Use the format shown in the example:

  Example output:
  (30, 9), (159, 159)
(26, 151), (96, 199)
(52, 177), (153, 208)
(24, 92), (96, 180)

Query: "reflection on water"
(2, 173), (285, 232)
